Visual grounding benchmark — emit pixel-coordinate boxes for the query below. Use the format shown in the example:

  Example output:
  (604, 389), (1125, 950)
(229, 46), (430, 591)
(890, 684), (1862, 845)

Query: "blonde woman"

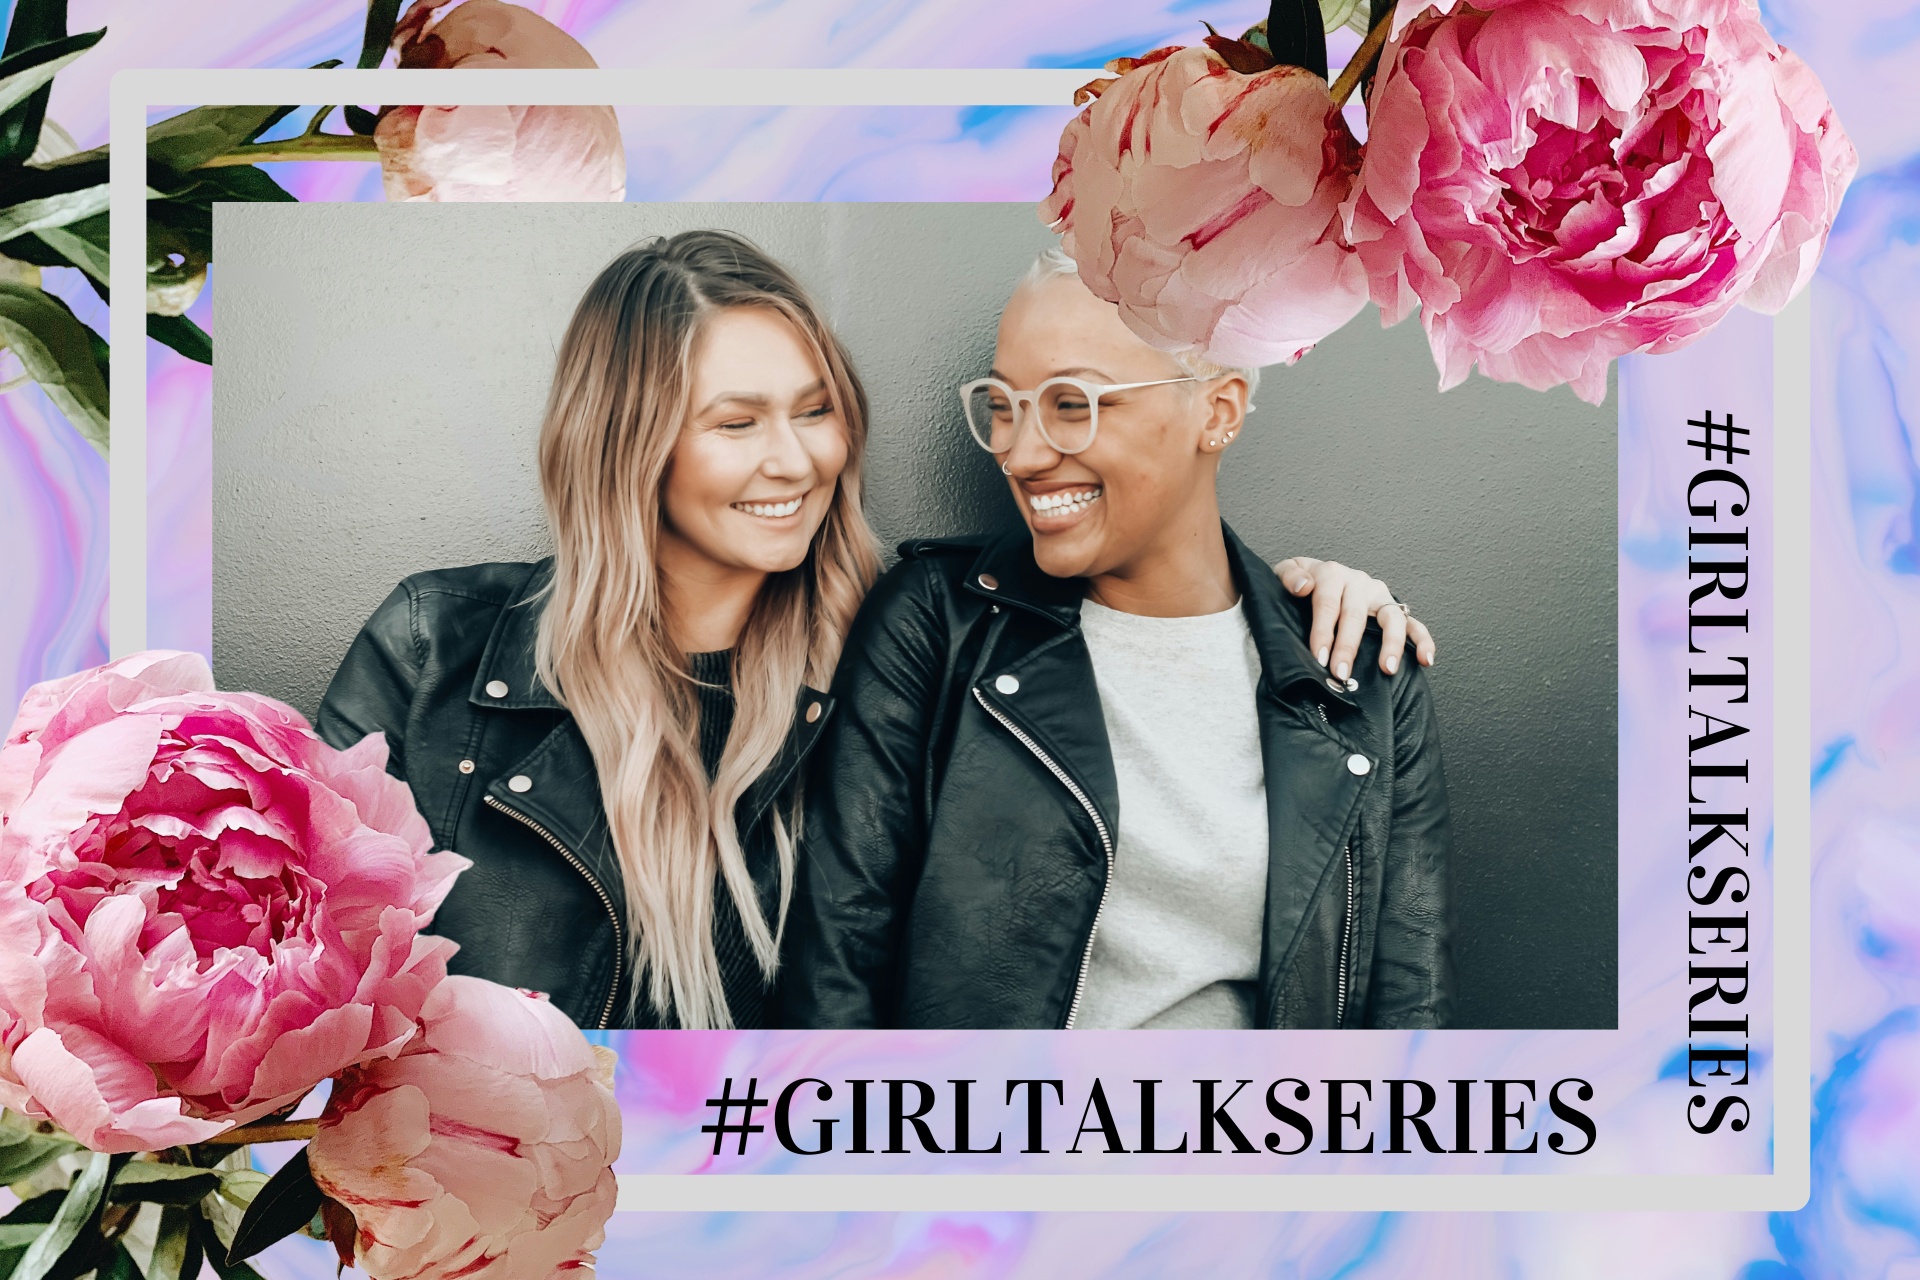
(316, 230), (1429, 1030)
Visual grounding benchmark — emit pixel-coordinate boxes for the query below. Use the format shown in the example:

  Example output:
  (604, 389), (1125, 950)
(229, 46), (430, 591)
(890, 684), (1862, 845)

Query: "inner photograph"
(210, 201), (1617, 1033)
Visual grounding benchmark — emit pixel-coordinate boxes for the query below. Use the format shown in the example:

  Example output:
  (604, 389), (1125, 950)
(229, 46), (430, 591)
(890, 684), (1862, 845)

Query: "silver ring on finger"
(1381, 600), (1412, 616)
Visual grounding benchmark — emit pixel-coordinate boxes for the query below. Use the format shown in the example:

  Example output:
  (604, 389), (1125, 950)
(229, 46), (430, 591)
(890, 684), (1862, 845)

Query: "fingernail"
(1294, 579), (1311, 594)
(1336, 661), (1349, 681)
(1316, 647), (1329, 667)
(1385, 655), (1398, 674)
(1423, 651), (1435, 666)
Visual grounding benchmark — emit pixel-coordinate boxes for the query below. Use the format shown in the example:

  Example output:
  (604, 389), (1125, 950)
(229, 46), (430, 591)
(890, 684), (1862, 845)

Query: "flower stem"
(1329, 12), (1393, 108)
(199, 1119), (321, 1145)
(196, 133), (379, 167)
(302, 106), (338, 139)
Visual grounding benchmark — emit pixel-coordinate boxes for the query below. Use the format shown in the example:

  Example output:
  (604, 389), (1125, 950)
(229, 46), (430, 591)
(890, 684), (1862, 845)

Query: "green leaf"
(0, 279), (110, 456)
(214, 1170), (269, 1210)
(226, 1149), (321, 1265)
(358, 0), (404, 68)
(0, 1112), (81, 1186)
(148, 313), (209, 365)
(0, 1), (105, 166)
(342, 105), (380, 135)
(0, 28), (104, 119)
(9, 154), (108, 199)
(33, 211), (107, 283)
(193, 1208), (265, 1280)
(1316, 0), (1364, 33)
(0, 183), (107, 239)
(0, 155), (110, 240)
(0, 1120), (80, 1184)
(96, 1242), (141, 1280)
(109, 1164), (222, 1205)
(0, 1223), (48, 1247)
(147, 198), (212, 248)
(9, 1150), (109, 1280)
(174, 163), (297, 208)
(3, 0), (70, 52)
(0, 1192), (66, 1226)
(147, 1205), (193, 1280)
(146, 105), (292, 172)
(0, 231), (66, 267)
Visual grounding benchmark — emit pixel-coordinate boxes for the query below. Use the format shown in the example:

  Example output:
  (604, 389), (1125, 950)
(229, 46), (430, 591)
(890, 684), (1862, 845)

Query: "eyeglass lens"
(964, 379), (1097, 454)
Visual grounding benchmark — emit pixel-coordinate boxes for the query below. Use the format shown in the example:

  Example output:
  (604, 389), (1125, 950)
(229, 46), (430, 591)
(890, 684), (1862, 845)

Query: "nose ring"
(1000, 460), (1012, 476)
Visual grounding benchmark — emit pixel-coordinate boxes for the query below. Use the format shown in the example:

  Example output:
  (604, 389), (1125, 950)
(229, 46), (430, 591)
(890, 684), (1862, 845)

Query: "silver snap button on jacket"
(978, 574), (999, 591)
(806, 701), (822, 724)
(507, 774), (533, 793)
(994, 674), (1020, 695)
(1347, 755), (1371, 776)
(485, 679), (509, 698)
(457, 759), (475, 774)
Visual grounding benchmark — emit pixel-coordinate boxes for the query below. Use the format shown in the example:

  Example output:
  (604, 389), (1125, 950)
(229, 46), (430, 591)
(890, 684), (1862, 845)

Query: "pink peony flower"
(1343, 0), (1856, 404)
(309, 977), (621, 1280)
(1038, 43), (1370, 369)
(374, 0), (626, 202)
(0, 651), (468, 1153)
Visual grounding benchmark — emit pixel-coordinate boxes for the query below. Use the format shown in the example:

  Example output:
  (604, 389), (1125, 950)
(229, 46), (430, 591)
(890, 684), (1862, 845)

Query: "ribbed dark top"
(686, 650), (771, 1030)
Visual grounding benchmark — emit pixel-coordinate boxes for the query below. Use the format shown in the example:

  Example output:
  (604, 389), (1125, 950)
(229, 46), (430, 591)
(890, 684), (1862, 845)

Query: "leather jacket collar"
(463, 558), (837, 880)
(958, 522), (1362, 713)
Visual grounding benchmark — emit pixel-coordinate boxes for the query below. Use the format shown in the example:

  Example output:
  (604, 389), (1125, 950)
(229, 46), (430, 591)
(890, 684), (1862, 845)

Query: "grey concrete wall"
(213, 201), (1616, 1030)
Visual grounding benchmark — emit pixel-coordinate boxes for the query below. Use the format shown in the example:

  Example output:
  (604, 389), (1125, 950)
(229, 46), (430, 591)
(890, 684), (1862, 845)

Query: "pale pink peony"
(309, 977), (622, 1280)
(1038, 43), (1371, 369)
(0, 651), (468, 1153)
(374, 0), (626, 202)
(1344, 0), (1857, 404)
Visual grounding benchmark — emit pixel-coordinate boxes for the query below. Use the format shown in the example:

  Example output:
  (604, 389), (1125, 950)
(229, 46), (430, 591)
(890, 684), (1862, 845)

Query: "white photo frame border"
(107, 66), (1812, 1212)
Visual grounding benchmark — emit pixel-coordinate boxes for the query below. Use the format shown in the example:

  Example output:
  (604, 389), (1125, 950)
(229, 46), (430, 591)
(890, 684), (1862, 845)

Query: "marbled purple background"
(4, 0), (1916, 1272)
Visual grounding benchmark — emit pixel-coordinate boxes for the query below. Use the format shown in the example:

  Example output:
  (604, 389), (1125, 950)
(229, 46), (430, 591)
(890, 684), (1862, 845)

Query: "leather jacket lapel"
(970, 626), (1120, 843)
(463, 556), (834, 933)
(1224, 528), (1378, 1026)
(1253, 690), (1373, 1023)
(964, 534), (1120, 843)
(481, 718), (624, 917)
(740, 686), (836, 832)
(1225, 531), (1359, 713)
(470, 559), (566, 712)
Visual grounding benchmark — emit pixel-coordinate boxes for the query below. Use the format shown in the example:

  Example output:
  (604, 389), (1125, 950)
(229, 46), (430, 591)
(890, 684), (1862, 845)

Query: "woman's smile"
(1022, 480), (1104, 531)
(731, 493), (808, 519)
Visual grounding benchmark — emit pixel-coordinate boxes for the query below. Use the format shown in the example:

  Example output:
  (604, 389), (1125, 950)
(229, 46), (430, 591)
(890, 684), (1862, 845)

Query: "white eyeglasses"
(958, 376), (1199, 455)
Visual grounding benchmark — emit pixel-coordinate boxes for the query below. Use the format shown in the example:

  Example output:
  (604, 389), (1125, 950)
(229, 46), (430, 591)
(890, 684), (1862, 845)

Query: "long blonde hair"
(533, 230), (880, 1028)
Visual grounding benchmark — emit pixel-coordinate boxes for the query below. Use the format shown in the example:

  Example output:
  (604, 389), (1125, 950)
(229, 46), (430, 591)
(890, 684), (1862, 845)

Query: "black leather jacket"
(780, 524), (1455, 1030)
(313, 559), (834, 1030)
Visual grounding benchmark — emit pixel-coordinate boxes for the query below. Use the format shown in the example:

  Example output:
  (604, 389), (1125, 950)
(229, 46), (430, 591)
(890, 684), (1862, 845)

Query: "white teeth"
(1027, 488), (1102, 516)
(734, 497), (803, 518)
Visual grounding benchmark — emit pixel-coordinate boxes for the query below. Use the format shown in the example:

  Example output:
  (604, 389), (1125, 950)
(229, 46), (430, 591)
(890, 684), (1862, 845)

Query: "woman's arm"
(314, 581), (421, 779)
(1274, 557), (1437, 680)
(779, 557), (951, 1029)
(1364, 661), (1457, 1028)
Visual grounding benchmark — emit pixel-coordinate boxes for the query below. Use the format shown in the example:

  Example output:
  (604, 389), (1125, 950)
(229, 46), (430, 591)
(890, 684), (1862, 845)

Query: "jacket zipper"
(972, 687), (1114, 1030)
(482, 793), (624, 1030)
(1317, 701), (1354, 1029)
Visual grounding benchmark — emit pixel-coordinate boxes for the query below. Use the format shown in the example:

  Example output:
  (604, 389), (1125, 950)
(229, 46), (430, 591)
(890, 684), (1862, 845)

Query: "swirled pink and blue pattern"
(3, 0), (1917, 1272)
